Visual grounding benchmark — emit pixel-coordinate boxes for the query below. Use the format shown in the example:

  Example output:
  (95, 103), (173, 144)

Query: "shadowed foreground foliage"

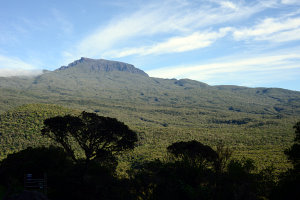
(0, 115), (299, 200)
(0, 103), (296, 173)
(1, 112), (138, 200)
(271, 122), (300, 200)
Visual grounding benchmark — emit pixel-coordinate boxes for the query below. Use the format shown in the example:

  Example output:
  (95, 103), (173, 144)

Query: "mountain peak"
(56, 58), (149, 77)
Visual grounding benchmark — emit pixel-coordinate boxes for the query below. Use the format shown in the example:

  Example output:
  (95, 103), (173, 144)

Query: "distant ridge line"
(56, 57), (149, 77)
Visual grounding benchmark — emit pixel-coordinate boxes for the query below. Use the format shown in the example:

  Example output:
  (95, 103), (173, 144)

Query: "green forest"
(0, 109), (299, 200)
(0, 103), (297, 174)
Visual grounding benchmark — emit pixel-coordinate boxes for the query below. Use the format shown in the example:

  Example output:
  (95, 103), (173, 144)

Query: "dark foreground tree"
(167, 140), (218, 168)
(284, 121), (300, 170)
(0, 146), (133, 200)
(1, 112), (138, 200)
(41, 111), (138, 164)
(272, 121), (300, 200)
(130, 141), (219, 200)
(40, 112), (138, 199)
(0, 146), (73, 199)
(130, 140), (268, 200)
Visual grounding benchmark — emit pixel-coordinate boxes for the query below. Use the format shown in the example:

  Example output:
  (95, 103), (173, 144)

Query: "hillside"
(0, 104), (79, 158)
(0, 58), (300, 170)
(1, 58), (299, 117)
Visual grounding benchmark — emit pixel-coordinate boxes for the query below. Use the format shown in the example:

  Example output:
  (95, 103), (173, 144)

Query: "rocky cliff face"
(56, 57), (149, 77)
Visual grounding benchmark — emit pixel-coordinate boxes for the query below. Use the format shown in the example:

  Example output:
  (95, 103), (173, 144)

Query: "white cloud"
(264, 27), (300, 42)
(107, 28), (232, 57)
(0, 68), (42, 77)
(219, 1), (238, 10)
(0, 55), (42, 77)
(147, 53), (300, 83)
(64, 0), (264, 61)
(233, 16), (300, 42)
(281, 0), (300, 5)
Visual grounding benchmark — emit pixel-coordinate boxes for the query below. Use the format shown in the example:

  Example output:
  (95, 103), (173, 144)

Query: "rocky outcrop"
(57, 57), (149, 77)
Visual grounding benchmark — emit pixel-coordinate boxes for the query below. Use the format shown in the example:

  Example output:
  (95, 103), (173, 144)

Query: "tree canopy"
(167, 140), (218, 161)
(41, 111), (138, 163)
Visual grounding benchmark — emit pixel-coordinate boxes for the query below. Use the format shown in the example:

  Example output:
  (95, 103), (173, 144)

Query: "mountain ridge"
(56, 57), (149, 77)
(0, 57), (299, 117)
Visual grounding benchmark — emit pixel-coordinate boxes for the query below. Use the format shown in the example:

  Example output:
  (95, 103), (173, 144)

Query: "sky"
(0, 0), (300, 91)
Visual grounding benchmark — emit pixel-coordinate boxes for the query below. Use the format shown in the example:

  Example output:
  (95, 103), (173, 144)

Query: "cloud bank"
(0, 55), (42, 77)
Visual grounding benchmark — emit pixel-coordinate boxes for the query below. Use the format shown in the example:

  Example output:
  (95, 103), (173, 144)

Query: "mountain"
(56, 57), (149, 76)
(0, 58), (299, 169)
(1, 57), (299, 115)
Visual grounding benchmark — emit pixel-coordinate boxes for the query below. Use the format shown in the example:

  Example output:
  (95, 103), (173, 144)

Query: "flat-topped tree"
(41, 111), (138, 164)
(167, 140), (218, 168)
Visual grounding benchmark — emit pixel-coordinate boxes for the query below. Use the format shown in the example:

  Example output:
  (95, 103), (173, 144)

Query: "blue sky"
(1, 0), (300, 91)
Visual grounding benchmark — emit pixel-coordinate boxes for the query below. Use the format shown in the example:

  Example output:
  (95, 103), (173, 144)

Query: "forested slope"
(0, 104), (78, 158)
(0, 58), (300, 171)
